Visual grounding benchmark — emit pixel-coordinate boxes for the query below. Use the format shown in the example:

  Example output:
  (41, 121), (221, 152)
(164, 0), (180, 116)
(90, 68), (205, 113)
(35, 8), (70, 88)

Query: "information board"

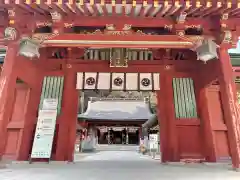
(42, 98), (58, 110)
(30, 108), (58, 159)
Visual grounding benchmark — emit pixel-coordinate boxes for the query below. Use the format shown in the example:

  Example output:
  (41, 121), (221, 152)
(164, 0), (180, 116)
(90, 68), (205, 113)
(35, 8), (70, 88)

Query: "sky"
(228, 41), (240, 54)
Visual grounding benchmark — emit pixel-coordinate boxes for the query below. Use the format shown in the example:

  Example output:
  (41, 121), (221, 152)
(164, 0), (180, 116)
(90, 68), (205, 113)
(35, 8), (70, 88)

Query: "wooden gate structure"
(0, 0), (240, 169)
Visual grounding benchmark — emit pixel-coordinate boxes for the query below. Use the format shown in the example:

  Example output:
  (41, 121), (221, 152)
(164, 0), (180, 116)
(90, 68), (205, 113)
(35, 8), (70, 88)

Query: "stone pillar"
(126, 128), (129, 145)
(0, 44), (18, 158)
(218, 47), (240, 169)
(138, 127), (142, 142)
(107, 128), (110, 144)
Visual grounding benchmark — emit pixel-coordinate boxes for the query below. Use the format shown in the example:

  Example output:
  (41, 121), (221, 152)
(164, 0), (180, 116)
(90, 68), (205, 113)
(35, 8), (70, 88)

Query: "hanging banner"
(31, 109), (58, 158)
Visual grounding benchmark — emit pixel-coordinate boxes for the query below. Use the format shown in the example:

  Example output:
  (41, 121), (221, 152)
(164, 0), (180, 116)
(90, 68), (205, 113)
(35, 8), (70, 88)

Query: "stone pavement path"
(0, 149), (240, 180)
(75, 150), (155, 161)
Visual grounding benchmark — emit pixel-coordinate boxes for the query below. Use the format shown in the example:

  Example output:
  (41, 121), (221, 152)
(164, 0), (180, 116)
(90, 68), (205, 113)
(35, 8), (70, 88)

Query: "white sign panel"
(31, 109), (58, 159)
(126, 73), (138, 90)
(98, 73), (111, 89)
(153, 73), (160, 90)
(76, 72), (83, 89)
(42, 98), (58, 110)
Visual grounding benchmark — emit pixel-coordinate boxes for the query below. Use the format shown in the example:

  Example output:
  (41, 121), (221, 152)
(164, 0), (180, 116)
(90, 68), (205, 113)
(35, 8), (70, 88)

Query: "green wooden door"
(172, 78), (198, 119)
(39, 76), (64, 114)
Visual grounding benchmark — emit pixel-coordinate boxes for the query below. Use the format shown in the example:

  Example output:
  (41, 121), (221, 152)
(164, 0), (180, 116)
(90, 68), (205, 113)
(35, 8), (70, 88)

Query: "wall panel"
(172, 77), (202, 159)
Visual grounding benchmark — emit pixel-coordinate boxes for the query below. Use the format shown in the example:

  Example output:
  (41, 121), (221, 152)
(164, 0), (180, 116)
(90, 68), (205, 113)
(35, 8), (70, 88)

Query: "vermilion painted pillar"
(55, 65), (78, 161)
(0, 44), (18, 158)
(197, 86), (217, 162)
(66, 71), (79, 161)
(157, 71), (178, 162)
(165, 74), (179, 161)
(218, 47), (240, 169)
(156, 73), (168, 162)
(16, 49), (46, 160)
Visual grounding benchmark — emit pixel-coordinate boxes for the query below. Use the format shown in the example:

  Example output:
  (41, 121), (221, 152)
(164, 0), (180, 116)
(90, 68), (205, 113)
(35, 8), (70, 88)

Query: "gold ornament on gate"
(105, 24), (132, 35)
(110, 48), (129, 67)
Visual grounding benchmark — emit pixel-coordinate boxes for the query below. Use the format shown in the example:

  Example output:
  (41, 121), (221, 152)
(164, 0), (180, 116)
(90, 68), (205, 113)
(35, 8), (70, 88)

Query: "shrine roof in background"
(0, 48), (6, 64)
(78, 98), (155, 121)
(230, 53), (240, 67)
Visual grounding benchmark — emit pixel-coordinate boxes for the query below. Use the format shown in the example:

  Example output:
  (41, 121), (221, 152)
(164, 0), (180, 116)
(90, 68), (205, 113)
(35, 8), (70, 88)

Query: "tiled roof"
(230, 53), (240, 66)
(78, 98), (155, 121)
(0, 48), (6, 63)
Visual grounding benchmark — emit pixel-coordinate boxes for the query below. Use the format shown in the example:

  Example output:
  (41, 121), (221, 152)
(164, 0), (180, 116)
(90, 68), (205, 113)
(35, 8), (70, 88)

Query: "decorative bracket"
(50, 11), (62, 22)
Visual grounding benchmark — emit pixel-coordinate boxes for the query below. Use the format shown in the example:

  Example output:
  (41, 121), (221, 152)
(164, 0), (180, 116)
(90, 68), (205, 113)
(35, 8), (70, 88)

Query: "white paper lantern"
(4, 27), (17, 40)
(195, 39), (218, 63)
(19, 38), (40, 58)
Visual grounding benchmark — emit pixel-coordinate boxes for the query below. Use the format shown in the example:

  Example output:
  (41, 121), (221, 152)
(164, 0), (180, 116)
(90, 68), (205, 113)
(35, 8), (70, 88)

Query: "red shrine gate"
(0, 0), (240, 169)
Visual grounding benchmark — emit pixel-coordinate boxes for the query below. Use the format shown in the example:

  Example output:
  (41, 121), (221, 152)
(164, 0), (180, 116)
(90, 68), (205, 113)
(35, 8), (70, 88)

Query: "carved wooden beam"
(174, 0), (189, 16)
(111, 0), (117, 16)
(53, 16), (217, 30)
(100, 0), (108, 16)
(38, 33), (210, 49)
(60, 3), (76, 15)
(2, 0), (240, 18)
(14, 0), (45, 15)
(138, 2), (146, 17)
(130, 0), (136, 17)
(202, 1), (227, 18)
(121, 0), (126, 16)
(156, 1), (171, 17)
(71, 2), (84, 15)
(146, 6), (155, 17)
(165, 1), (181, 16)
(50, 3), (67, 15)
(186, 1), (202, 16)
(91, 4), (99, 16)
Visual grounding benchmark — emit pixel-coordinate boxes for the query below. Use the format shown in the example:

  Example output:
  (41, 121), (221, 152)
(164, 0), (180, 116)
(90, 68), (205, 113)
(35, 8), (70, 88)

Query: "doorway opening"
(97, 126), (139, 145)
(74, 90), (160, 159)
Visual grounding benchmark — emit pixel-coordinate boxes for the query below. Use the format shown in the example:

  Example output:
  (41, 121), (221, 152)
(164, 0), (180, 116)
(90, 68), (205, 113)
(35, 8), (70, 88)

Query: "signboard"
(42, 98), (58, 110)
(31, 109), (58, 158)
(149, 134), (158, 150)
